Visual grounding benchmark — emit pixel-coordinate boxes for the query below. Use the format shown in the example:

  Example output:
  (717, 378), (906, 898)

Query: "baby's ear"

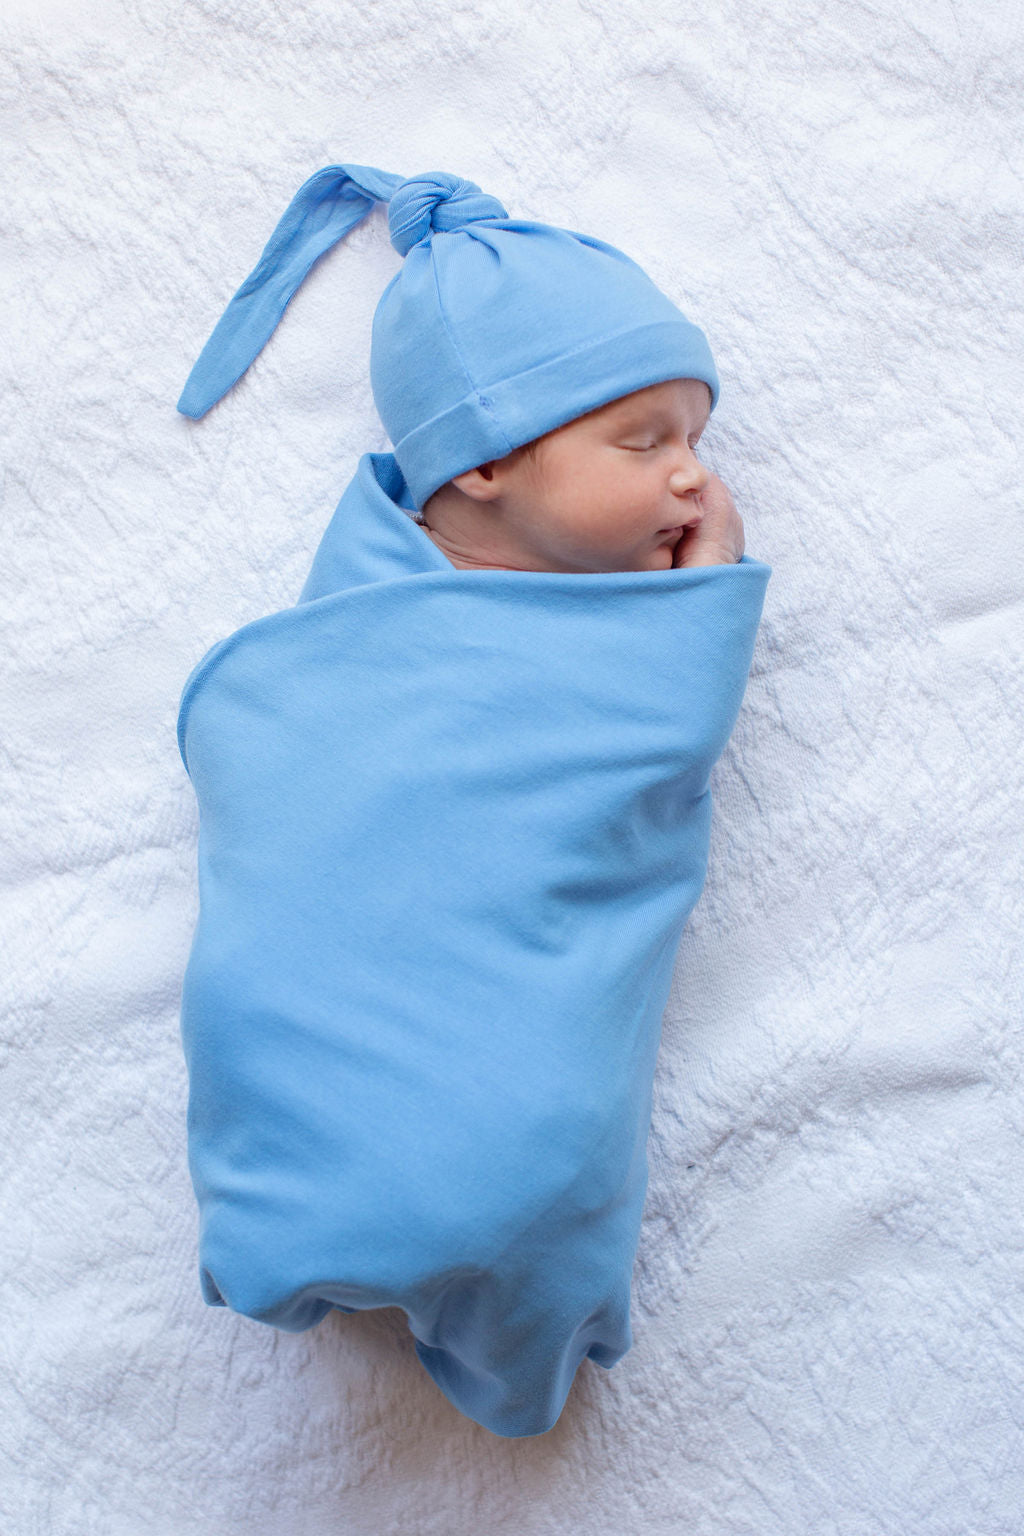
(450, 463), (502, 500)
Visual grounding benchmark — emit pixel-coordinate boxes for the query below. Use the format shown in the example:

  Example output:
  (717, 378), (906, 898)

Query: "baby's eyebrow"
(608, 406), (710, 434)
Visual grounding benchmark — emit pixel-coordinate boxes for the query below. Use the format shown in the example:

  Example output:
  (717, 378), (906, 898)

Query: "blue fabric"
(176, 163), (721, 510)
(176, 165), (403, 422)
(176, 449), (771, 1437)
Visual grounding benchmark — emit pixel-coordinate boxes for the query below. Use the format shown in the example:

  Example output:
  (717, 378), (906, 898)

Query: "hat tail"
(176, 163), (403, 420)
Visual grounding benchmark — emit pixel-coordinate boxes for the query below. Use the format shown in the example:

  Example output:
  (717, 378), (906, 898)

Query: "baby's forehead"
(590, 379), (712, 422)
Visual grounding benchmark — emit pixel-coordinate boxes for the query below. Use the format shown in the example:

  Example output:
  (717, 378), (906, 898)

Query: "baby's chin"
(645, 542), (678, 571)
(577, 537), (679, 573)
(582, 545), (676, 573)
(524, 536), (679, 573)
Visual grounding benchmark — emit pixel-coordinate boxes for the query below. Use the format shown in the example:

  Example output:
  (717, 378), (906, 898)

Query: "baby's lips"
(660, 502), (703, 534)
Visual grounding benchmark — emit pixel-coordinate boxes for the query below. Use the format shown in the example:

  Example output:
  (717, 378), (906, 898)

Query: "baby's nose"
(669, 457), (710, 499)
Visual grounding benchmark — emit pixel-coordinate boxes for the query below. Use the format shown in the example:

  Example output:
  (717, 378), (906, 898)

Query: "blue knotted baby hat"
(177, 162), (720, 511)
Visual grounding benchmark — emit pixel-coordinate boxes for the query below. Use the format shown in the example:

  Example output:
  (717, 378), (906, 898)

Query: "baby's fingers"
(675, 473), (745, 566)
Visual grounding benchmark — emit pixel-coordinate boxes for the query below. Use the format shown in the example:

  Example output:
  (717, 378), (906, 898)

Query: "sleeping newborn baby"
(175, 163), (770, 1439)
(415, 378), (743, 575)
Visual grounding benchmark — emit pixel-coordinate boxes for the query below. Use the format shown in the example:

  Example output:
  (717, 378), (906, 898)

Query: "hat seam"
(429, 238), (514, 458)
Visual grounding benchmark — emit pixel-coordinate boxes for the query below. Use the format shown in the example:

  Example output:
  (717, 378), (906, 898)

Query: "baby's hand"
(672, 472), (745, 567)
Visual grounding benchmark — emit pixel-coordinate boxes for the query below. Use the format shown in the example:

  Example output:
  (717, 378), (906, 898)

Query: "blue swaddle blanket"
(174, 160), (771, 1436)
(177, 450), (769, 1436)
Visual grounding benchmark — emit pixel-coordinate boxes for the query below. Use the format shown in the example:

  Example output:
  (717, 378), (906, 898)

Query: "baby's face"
(426, 378), (713, 573)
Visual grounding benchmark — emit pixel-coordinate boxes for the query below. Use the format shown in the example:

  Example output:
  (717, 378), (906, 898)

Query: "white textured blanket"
(2, 0), (1021, 1530)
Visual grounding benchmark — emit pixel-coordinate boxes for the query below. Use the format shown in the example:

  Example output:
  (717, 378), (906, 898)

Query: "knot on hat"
(388, 172), (508, 257)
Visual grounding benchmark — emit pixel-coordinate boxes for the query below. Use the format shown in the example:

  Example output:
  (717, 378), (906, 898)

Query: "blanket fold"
(177, 450), (770, 1436)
